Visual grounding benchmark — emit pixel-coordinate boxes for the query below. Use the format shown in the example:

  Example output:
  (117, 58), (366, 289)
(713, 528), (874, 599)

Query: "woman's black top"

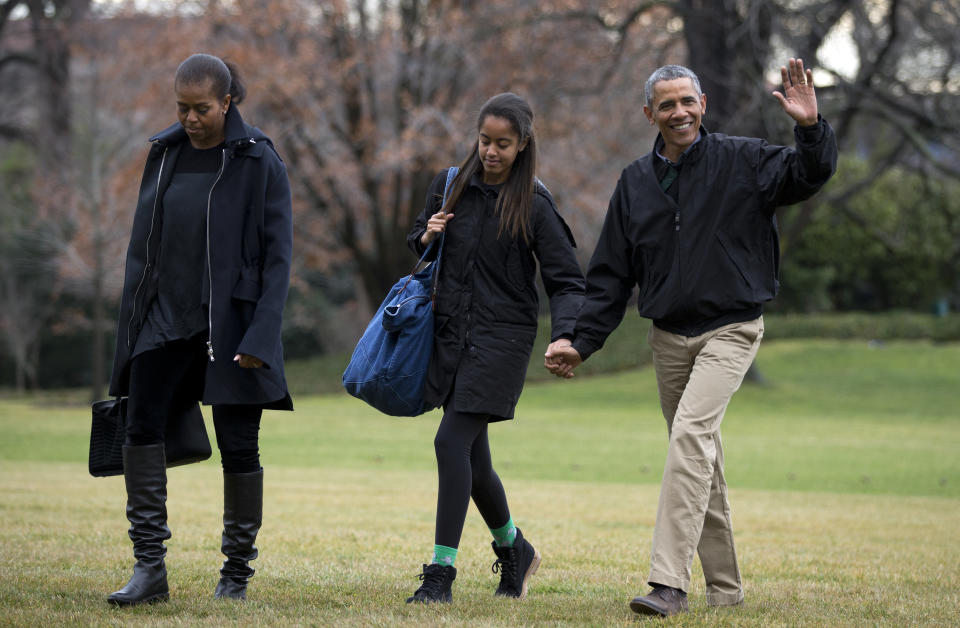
(132, 142), (224, 358)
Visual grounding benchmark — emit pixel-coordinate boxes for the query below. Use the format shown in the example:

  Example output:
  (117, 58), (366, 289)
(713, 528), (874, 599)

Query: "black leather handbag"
(88, 397), (212, 477)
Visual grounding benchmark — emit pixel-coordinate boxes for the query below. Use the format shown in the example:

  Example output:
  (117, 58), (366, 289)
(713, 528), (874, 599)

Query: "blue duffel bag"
(342, 167), (458, 416)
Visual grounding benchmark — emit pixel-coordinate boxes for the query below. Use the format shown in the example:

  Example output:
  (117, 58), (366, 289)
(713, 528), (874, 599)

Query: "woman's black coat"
(109, 106), (293, 409)
(408, 169), (584, 420)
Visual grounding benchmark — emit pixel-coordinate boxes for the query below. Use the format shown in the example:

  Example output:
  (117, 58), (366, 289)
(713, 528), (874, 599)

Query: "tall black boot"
(214, 468), (263, 600)
(107, 444), (171, 606)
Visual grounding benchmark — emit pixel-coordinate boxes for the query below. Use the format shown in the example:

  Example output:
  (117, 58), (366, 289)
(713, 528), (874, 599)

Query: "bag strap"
(431, 166), (458, 298)
(399, 166), (459, 295)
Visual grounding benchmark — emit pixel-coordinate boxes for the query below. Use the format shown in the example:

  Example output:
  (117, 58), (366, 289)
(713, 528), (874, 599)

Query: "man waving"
(545, 59), (837, 617)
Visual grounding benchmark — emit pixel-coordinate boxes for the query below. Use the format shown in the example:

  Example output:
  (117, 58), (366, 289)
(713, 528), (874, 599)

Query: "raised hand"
(771, 57), (818, 127)
(544, 339), (582, 379)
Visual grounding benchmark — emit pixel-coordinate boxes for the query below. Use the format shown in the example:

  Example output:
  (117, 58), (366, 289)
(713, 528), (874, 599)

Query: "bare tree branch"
(836, 0), (901, 139)
(0, 121), (29, 140)
(0, 0), (24, 37)
(0, 50), (36, 72)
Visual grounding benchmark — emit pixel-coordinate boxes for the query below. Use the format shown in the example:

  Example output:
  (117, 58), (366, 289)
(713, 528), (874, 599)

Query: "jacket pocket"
(635, 250), (652, 307)
(504, 243), (530, 292)
(232, 265), (262, 303)
(488, 320), (537, 342)
(471, 321), (537, 406)
(715, 232), (752, 291)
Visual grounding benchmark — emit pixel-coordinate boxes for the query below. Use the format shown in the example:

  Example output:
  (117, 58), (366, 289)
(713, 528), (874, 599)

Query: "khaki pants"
(646, 316), (763, 606)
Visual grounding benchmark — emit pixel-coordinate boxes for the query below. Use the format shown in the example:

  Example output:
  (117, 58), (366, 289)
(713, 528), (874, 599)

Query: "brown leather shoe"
(629, 585), (688, 617)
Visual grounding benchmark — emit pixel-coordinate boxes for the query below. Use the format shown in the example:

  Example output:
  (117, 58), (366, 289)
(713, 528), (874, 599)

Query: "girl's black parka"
(408, 170), (584, 420)
(109, 106), (293, 409)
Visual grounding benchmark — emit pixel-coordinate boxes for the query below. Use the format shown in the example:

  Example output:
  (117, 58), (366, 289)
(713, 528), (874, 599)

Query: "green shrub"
(285, 312), (959, 396)
(763, 312), (960, 342)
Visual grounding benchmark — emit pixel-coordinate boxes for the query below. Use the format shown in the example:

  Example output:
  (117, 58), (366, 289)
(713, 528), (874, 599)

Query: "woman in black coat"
(404, 92), (584, 603)
(106, 54), (293, 606)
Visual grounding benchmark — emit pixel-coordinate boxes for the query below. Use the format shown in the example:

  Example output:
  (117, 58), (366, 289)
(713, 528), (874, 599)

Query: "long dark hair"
(175, 53), (247, 105)
(441, 92), (537, 242)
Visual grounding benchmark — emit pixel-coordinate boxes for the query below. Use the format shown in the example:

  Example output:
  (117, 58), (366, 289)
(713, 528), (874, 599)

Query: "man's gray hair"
(644, 65), (702, 108)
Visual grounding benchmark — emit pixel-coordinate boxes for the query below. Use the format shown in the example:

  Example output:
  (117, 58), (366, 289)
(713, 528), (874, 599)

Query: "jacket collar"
(652, 124), (710, 165)
(467, 171), (505, 197)
(148, 106), (264, 149)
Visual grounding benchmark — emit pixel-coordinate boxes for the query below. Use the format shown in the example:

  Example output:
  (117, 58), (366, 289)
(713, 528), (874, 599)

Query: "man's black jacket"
(572, 118), (837, 359)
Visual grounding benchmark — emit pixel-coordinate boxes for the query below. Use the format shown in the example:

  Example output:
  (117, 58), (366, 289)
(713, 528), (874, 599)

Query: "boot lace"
(492, 547), (518, 594)
(413, 565), (447, 599)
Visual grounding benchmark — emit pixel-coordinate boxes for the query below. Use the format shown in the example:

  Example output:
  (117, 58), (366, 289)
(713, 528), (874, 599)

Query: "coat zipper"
(675, 207), (682, 291)
(127, 147), (168, 348)
(205, 148), (227, 362)
(674, 191), (682, 292)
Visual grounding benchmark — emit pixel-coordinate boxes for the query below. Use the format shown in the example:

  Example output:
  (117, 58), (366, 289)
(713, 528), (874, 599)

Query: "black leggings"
(126, 338), (262, 473)
(433, 406), (511, 548)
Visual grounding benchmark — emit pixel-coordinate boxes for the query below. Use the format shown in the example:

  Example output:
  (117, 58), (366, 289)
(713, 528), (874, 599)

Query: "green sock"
(431, 544), (458, 567)
(490, 517), (517, 547)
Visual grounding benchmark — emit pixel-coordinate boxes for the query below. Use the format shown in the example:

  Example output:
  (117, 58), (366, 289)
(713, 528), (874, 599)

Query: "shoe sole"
(406, 595), (452, 604)
(629, 596), (686, 617)
(107, 591), (170, 607)
(517, 550), (541, 600)
(629, 598), (666, 616)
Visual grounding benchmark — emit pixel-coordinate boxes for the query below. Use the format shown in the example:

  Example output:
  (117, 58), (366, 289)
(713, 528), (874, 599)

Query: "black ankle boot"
(491, 527), (541, 599)
(107, 444), (171, 606)
(406, 563), (456, 603)
(214, 468), (263, 600)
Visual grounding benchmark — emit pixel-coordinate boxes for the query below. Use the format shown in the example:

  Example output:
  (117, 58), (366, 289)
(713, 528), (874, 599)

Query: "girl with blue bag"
(403, 93), (584, 603)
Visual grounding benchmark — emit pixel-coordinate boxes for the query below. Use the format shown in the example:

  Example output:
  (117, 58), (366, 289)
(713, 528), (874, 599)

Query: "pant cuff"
(706, 590), (744, 606)
(647, 569), (688, 593)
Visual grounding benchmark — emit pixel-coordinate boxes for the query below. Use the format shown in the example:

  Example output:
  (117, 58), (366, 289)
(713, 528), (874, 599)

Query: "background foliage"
(1, 0), (959, 397)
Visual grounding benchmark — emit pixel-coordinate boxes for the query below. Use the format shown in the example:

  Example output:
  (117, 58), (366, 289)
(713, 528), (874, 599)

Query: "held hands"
(234, 353), (264, 369)
(420, 211), (455, 246)
(544, 339), (582, 379)
(772, 57), (819, 127)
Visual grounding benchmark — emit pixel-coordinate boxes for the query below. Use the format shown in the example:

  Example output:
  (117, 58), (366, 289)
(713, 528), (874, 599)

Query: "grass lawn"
(1, 339), (958, 626)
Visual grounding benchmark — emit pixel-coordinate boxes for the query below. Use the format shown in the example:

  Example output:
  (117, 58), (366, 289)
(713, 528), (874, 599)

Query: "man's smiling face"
(643, 77), (707, 162)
